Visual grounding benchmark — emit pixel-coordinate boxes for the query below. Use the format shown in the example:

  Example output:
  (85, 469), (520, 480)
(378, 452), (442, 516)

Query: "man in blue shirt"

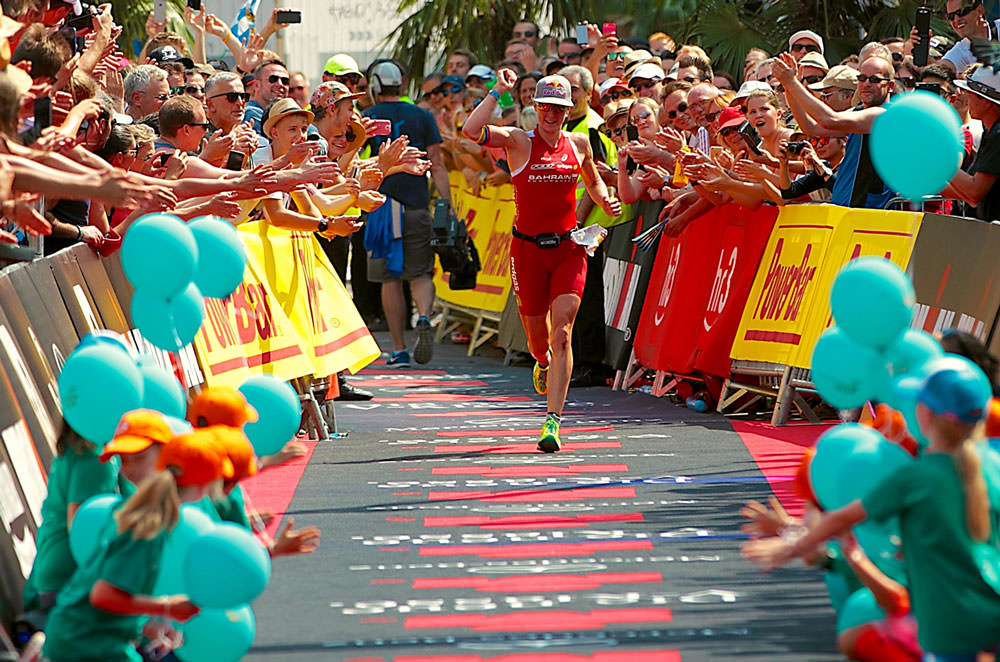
(245, 59), (290, 135)
(363, 60), (452, 367)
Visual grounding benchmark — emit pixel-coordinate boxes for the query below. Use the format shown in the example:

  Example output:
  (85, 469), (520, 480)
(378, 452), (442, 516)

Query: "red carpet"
(241, 441), (317, 538)
(729, 421), (832, 517)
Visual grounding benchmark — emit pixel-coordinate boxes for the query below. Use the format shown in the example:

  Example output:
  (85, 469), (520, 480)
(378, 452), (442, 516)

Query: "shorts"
(510, 236), (587, 317)
(367, 207), (435, 282)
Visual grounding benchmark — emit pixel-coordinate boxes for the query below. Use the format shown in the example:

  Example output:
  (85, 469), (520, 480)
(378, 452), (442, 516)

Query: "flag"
(230, 0), (261, 46)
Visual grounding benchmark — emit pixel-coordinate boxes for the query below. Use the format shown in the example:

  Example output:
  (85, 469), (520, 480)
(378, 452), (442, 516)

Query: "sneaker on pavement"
(386, 349), (411, 368)
(532, 360), (549, 395)
(413, 316), (433, 364)
(537, 415), (562, 453)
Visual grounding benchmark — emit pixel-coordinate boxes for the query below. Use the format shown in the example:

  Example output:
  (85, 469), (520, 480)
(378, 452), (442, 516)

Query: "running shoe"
(386, 349), (411, 368)
(413, 316), (433, 364)
(532, 360), (549, 395)
(537, 415), (562, 453)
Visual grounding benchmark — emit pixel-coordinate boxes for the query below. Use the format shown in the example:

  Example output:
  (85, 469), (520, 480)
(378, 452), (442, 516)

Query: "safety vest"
(569, 107), (621, 228)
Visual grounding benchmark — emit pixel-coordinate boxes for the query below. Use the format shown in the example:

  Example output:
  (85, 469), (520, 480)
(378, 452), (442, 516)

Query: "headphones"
(368, 60), (403, 97)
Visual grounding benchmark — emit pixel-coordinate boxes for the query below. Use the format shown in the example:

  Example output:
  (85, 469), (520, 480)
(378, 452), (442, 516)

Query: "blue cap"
(917, 355), (992, 423)
(442, 74), (466, 90)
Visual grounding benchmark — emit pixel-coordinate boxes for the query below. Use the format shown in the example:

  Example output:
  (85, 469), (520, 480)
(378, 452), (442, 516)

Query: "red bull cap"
(533, 75), (574, 107)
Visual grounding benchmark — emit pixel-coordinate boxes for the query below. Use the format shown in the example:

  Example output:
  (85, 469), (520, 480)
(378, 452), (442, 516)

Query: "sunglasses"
(184, 85), (204, 95)
(630, 79), (659, 92)
(857, 74), (891, 84)
(630, 109), (652, 121)
(513, 29), (536, 38)
(947, 1), (981, 21)
(210, 91), (250, 103)
(807, 136), (831, 148)
(185, 121), (211, 130)
(605, 125), (629, 137)
(704, 108), (720, 121)
(720, 126), (739, 137)
(429, 86), (447, 96)
(800, 75), (824, 85)
(666, 102), (688, 119)
(892, 52), (903, 63)
(607, 52), (628, 61)
(895, 77), (917, 89)
(820, 88), (850, 99)
(336, 74), (362, 84)
(151, 93), (170, 102)
(790, 43), (821, 53)
(601, 89), (633, 103)
(268, 74), (291, 85)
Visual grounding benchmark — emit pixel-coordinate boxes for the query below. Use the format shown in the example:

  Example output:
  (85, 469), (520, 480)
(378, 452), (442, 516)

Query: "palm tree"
(388, 0), (954, 86)
(110, 0), (190, 59)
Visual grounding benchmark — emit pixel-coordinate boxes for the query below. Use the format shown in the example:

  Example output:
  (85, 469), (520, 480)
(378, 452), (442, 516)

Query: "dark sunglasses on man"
(790, 43), (821, 53)
(666, 102), (688, 120)
(946, 0), (981, 21)
(268, 74), (290, 85)
(336, 73), (363, 85)
(209, 91), (250, 103)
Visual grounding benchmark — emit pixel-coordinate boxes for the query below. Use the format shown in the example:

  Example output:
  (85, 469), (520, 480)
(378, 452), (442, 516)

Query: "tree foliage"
(110, 0), (191, 59)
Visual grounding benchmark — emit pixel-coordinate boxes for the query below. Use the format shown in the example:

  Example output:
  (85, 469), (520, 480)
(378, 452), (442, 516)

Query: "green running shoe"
(537, 415), (562, 453)
(532, 360), (549, 395)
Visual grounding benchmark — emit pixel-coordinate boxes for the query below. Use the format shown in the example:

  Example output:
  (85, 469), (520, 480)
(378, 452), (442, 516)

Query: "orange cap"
(157, 429), (235, 487)
(100, 409), (173, 462)
(793, 447), (820, 509)
(986, 397), (1000, 439)
(207, 425), (258, 481)
(187, 386), (258, 428)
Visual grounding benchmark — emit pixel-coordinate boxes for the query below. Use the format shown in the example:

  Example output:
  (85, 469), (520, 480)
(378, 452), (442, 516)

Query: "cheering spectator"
(939, 0), (1000, 73)
(123, 65), (170, 121)
(943, 66), (1000, 220)
(775, 52), (894, 208)
(245, 59), (290, 135)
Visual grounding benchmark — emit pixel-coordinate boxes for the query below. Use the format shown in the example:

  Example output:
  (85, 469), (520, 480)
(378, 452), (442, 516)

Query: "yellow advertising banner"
(730, 205), (846, 367)
(192, 263), (314, 387)
(792, 208), (922, 366)
(239, 221), (380, 377)
(433, 172), (514, 314)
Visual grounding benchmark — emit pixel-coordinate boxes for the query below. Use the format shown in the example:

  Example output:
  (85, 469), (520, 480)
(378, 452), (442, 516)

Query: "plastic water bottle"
(686, 397), (707, 412)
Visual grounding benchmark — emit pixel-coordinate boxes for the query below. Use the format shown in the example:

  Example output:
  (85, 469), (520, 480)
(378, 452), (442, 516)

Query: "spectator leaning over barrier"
(245, 58), (289, 135)
(943, 66), (1000, 221)
(363, 60), (451, 368)
(124, 65), (170, 122)
(774, 52), (894, 208)
(203, 71), (261, 165)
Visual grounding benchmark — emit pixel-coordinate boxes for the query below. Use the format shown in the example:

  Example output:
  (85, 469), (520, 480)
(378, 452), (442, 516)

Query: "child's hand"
(162, 596), (200, 622)
(270, 517), (321, 556)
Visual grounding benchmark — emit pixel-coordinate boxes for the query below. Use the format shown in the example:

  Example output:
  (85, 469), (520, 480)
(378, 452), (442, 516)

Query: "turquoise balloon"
(183, 523), (271, 609)
(835, 434), (912, 509)
(137, 355), (186, 418)
(154, 504), (216, 596)
(176, 605), (255, 662)
(836, 588), (885, 633)
(59, 345), (144, 445)
(238, 375), (301, 456)
(886, 329), (942, 377)
(69, 493), (121, 564)
(830, 258), (914, 350)
(888, 375), (929, 449)
(75, 330), (134, 358)
(121, 213), (198, 299)
(810, 424), (884, 511)
(131, 283), (205, 351)
(811, 327), (881, 409)
(188, 217), (247, 298)
(854, 521), (906, 582)
(870, 91), (962, 201)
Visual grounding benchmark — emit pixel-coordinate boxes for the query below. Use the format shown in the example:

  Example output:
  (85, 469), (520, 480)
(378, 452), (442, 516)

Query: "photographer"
(778, 134), (846, 202)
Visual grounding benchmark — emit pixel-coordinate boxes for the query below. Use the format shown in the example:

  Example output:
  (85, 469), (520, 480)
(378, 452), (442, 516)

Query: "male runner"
(463, 70), (622, 451)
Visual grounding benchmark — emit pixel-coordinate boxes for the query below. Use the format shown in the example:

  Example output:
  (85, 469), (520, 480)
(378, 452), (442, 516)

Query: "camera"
(786, 141), (808, 155)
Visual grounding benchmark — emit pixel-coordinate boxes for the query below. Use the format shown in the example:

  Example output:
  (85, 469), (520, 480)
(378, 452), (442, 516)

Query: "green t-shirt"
(23, 450), (118, 605)
(42, 516), (166, 662)
(862, 452), (1000, 654)
(214, 485), (251, 529)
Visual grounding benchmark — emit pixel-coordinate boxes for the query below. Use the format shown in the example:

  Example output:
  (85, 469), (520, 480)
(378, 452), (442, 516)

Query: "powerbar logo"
(752, 238), (816, 322)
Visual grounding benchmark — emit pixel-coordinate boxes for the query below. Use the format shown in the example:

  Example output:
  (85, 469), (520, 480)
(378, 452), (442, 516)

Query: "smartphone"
(738, 120), (762, 155)
(154, 0), (166, 24)
(225, 150), (246, 171)
(625, 124), (639, 174)
(913, 6), (931, 67)
(372, 119), (392, 136)
(575, 23), (589, 46)
(33, 97), (51, 130)
(275, 10), (301, 24)
(64, 6), (98, 31)
(186, 0), (201, 9)
(75, 35), (87, 54)
(156, 153), (170, 167)
(57, 26), (76, 51)
(602, 22), (616, 35)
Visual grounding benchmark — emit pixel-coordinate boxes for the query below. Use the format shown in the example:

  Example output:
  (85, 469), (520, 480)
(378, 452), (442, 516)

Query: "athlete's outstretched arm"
(573, 133), (622, 218)
(462, 68), (524, 150)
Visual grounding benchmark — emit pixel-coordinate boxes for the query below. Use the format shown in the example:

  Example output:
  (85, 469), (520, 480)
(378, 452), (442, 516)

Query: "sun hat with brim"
(533, 75), (574, 107)
(324, 53), (361, 77)
(345, 112), (367, 152)
(99, 409), (173, 462)
(262, 98), (315, 136)
(310, 81), (364, 109)
(808, 64), (859, 91)
(956, 66), (1000, 106)
(917, 355), (993, 423)
(603, 98), (634, 122)
(157, 429), (235, 487)
(788, 29), (824, 54)
(799, 51), (830, 72)
(188, 386), (258, 429)
(733, 80), (773, 102)
(206, 425), (257, 481)
(718, 106), (746, 130)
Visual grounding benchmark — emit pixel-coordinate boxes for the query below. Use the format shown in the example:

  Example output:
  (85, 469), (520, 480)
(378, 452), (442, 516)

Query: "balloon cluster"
(121, 214), (246, 351)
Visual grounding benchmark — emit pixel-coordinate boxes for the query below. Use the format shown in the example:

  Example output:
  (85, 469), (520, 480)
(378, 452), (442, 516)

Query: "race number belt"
(512, 227), (573, 249)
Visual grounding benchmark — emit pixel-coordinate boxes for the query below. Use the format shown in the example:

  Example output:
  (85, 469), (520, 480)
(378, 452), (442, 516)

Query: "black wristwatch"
(317, 219), (329, 233)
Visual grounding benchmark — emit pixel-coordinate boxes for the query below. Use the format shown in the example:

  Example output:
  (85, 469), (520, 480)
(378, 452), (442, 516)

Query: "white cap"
(956, 66), (1000, 106)
(788, 29), (824, 54)
(533, 75), (574, 107)
(733, 80), (773, 101)
(598, 77), (628, 96)
(628, 62), (665, 82)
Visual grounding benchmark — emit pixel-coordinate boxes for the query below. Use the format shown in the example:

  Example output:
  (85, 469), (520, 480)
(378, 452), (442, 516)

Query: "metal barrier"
(717, 360), (820, 425)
